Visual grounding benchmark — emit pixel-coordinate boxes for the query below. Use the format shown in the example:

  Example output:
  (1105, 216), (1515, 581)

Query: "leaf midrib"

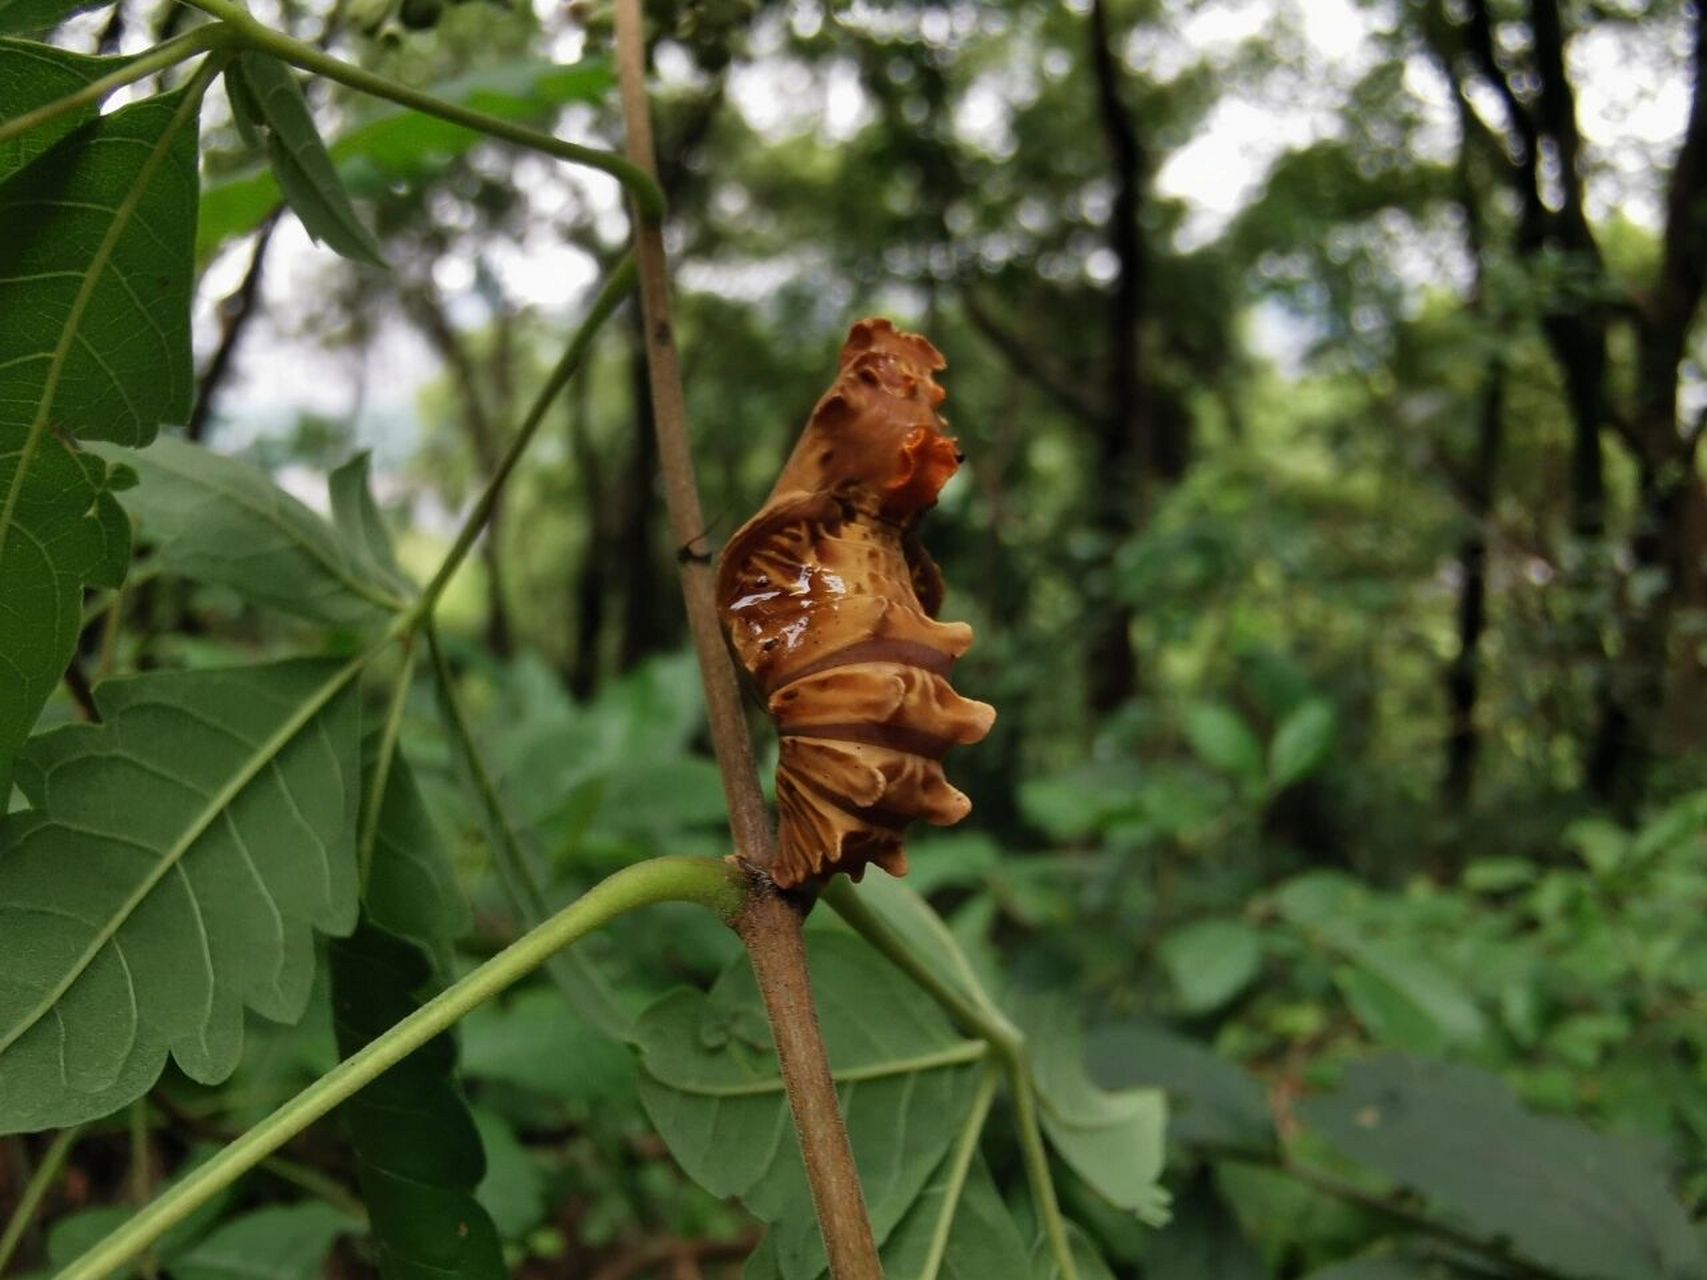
(653, 1039), (987, 1099)
(0, 656), (363, 1059)
(0, 82), (201, 561)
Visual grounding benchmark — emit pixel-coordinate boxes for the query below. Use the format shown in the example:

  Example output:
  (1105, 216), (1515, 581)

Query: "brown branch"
(961, 291), (1103, 426)
(611, 3), (880, 1275)
(1647, 0), (1707, 426)
(187, 215), (278, 443)
(62, 661), (99, 723)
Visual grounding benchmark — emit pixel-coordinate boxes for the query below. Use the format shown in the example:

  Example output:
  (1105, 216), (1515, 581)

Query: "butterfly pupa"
(716, 318), (995, 889)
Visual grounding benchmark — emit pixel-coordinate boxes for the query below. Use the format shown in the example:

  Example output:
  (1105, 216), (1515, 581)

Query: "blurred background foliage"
(9, 0), (1707, 1273)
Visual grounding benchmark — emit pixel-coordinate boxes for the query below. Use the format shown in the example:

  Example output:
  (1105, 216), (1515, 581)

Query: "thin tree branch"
(611, 2), (881, 1273)
(188, 214), (278, 443)
(961, 292), (1103, 426)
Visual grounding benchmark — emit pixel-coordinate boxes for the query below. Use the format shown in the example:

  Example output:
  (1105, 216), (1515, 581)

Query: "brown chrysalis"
(716, 318), (995, 889)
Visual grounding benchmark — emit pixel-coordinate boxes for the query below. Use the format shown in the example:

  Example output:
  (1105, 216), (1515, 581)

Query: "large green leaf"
(330, 922), (505, 1280)
(742, 1153), (1033, 1280)
(0, 659), (361, 1131)
(635, 930), (988, 1278)
(0, 40), (117, 178)
(198, 59), (614, 259)
(225, 53), (385, 267)
(1300, 1057), (1707, 1280)
(92, 436), (409, 624)
(0, 84), (199, 792)
(1019, 1001), (1169, 1224)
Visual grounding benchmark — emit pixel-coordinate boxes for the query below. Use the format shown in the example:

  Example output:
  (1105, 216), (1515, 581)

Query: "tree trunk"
(1445, 364), (1505, 810)
(1085, 0), (1149, 713)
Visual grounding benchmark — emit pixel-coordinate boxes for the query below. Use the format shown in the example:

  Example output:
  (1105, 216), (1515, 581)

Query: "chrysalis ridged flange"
(717, 318), (996, 889)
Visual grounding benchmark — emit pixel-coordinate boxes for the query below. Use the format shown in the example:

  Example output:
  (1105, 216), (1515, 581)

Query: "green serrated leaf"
(0, 659), (361, 1132)
(636, 930), (987, 1279)
(91, 435), (406, 624)
(0, 84), (199, 791)
(1301, 1057), (1707, 1280)
(172, 1203), (355, 1280)
(1017, 1002), (1169, 1225)
(227, 53), (384, 266)
(330, 922), (505, 1280)
(199, 58), (612, 260)
(0, 39), (120, 178)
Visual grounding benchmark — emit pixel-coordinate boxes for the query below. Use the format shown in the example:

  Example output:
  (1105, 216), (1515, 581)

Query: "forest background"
(2, 0), (1706, 1274)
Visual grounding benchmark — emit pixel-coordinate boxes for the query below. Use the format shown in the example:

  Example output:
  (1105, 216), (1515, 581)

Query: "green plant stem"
(0, 24), (232, 150)
(57, 856), (744, 1280)
(413, 257), (637, 615)
(0, 1126), (81, 1274)
(611, 0), (775, 871)
(1010, 1063), (1074, 1278)
(920, 1066), (999, 1280)
(173, 0), (663, 218)
(356, 640), (417, 888)
(685, 1040), (988, 1098)
(423, 622), (632, 1040)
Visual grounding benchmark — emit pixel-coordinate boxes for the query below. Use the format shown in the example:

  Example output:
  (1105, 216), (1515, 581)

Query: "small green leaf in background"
(1183, 702), (1266, 789)
(225, 53), (386, 266)
(1143, 1168), (1267, 1280)
(0, 82), (199, 790)
(0, 660), (360, 1132)
(330, 451), (414, 599)
(1306, 1256), (1483, 1280)
(1018, 1002), (1170, 1225)
(330, 923), (505, 1280)
(92, 436), (408, 625)
(172, 1203), (356, 1280)
(198, 58), (614, 259)
(1268, 698), (1336, 789)
(1300, 1057), (1707, 1280)
(471, 1107), (548, 1242)
(460, 987), (634, 1109)
(0, 39), (117, 177)
(1159, 919), (1265, 1015)
(1084, 1021), (1274, 1154)
(636, 930), (987, 1278)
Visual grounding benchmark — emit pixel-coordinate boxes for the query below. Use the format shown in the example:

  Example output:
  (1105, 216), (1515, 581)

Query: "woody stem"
(610, 3), (882, 1276)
